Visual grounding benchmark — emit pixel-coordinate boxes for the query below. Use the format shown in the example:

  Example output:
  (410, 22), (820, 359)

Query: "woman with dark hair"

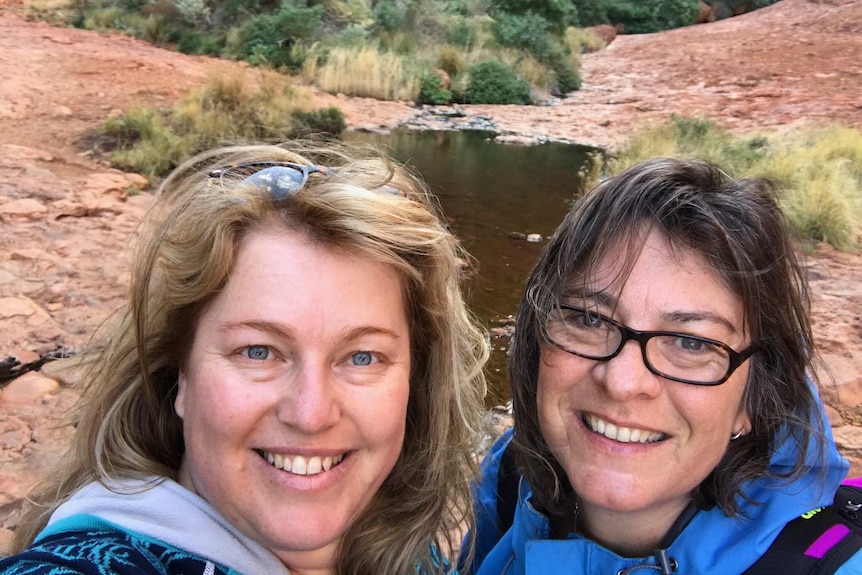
(1, 143), (488, 575)
(464, 158), (860, 574)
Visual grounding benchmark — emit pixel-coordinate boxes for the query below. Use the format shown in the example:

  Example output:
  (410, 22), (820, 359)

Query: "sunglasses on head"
(209, 161), (405, 199)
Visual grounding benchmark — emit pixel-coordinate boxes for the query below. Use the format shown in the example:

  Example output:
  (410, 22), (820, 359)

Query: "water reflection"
(344, 129), (595, 404)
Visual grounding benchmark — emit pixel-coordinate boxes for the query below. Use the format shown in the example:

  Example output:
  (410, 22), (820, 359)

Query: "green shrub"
(105, 72), (324, 178)
(373, 0), (407, 34)
(418, 72), (453, 105)
(490, 0), (574, 34)
(548, 49), (581, 94)
(236, 4), (324, 70)
(177, 29), (204, 53)
(445, 17), (477, 47)
(571, 0), (608, 26)
(104, 108), (192, 177)
(291, 106), (346, 137)
(604, 0), (701, 33)
(491, 11), (554, 62)
(466, 60), (531, 104)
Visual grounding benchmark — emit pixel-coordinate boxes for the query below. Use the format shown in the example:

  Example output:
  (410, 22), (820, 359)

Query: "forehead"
(566, 230), (744, 323)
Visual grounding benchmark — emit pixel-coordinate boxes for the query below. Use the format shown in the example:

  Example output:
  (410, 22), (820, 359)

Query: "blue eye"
(676, 337), (706, 352)
(243, 345), (271, 360)
(350, 351), (376, 366)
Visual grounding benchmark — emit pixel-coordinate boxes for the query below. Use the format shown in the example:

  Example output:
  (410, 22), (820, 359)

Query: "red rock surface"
(0, 0), (860, 554)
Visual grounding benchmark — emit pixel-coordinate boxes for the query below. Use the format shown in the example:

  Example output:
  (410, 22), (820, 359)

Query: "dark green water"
(344, 129), (596, 404)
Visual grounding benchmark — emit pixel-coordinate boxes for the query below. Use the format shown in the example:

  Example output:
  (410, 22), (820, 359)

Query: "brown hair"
(509, 157), (821, 516)
(14, 143), (488, 573)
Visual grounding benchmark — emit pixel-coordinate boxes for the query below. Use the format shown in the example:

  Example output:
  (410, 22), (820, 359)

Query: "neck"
(578, 497), (692, 557)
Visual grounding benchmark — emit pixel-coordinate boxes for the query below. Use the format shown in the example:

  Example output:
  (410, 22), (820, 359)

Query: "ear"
(175, 370), (187, 420)
(733, 405), (752, 437)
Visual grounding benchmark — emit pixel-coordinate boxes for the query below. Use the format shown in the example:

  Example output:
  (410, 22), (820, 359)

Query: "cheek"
(359, 382), (410, 458)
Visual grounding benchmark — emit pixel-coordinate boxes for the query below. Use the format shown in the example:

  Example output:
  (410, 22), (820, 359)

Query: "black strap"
(496, 442), (520, 536)
(743, 485), (862, 575)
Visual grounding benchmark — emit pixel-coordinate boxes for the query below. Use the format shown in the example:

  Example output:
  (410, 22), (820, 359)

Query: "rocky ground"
(1, 0), (861, 554)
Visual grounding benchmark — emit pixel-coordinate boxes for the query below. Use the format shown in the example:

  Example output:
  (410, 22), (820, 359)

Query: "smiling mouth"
(583, 414), (666, 444)
(259, 451), (346, 476)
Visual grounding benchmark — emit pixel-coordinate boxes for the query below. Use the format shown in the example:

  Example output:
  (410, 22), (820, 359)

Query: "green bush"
(417, 73), (453, 105)
(236, 4), (323, 69)
(290, 106), (346, 137)
(177, 29), (204, 54)
(445, 18), (477, 48)
(571, 0), (608, 26)
(604, 0), (700, 33)
(491, 11), (554, 62)
(490, 0), (574, 34)
(373, 0), (407, 34)
(548, 49), (581, 94)
(466, 60), (531, 104)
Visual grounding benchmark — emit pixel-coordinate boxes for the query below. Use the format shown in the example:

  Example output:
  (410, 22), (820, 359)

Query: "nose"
(276, 360), (341, 433)
(593, 339), (663, 401)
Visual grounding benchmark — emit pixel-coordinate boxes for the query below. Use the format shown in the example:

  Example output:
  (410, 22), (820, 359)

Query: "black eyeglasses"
(544, 304), (757, 386)
(209, 161), (405, 199)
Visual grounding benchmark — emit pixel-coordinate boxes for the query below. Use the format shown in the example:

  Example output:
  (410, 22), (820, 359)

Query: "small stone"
(508, 231), (526, 240)
(52, 105), (73, 117)
(0, 372), (60, 406)
(526, 233), (543, 243)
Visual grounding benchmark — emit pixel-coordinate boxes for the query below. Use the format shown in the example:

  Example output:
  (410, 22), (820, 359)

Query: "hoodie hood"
(45, 477), (290, 575)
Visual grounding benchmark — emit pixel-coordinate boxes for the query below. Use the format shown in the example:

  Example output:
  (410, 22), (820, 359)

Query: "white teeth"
(586, 414), (664, 444)
(307, 456), (322, 474)
(261, 451), (344, 475)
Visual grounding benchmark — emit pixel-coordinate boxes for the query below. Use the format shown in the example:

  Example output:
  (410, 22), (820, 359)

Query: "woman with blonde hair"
(1, 142), (487, 575)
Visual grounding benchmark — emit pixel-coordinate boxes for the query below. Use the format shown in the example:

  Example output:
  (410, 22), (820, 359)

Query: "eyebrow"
(561, 289), (738, 334)
(218, 321), (403, 341)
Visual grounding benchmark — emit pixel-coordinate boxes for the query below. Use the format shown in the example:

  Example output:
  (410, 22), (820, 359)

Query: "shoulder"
(460, 428), (516, 573)
(0, 518), (232, 575)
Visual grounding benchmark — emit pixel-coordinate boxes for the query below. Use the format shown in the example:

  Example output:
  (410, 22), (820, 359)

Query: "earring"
(730, 429), (745, 441)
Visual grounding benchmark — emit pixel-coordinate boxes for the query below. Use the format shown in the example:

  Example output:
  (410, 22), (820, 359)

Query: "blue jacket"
(464, 414), (860, 575)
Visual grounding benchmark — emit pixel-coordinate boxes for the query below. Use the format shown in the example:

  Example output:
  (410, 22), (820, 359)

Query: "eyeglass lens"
(545, 307), (733, 384)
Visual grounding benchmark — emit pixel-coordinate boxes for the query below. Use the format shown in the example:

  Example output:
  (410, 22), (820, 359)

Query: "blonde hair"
(14, 143), (488, 573)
